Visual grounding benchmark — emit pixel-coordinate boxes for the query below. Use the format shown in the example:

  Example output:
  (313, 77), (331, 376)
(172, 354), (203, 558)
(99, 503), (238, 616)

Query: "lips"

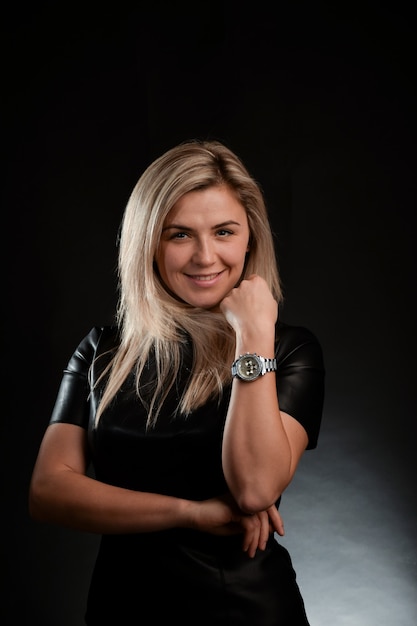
(187, 272), (221, 281)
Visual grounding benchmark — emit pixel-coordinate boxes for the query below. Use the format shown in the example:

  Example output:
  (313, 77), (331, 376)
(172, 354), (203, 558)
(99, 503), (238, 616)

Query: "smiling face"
(155, 185), (251, 310)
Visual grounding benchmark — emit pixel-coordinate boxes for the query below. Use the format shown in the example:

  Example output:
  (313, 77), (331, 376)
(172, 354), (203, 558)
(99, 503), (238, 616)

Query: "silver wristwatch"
(231, 353), (277, 382)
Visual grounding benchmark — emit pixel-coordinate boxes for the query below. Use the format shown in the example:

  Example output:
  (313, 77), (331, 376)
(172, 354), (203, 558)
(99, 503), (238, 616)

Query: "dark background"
(2, 1), (416, 625)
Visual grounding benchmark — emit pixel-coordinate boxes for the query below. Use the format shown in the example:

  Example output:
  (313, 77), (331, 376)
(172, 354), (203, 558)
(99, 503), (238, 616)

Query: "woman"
(29, 139), (325, 625)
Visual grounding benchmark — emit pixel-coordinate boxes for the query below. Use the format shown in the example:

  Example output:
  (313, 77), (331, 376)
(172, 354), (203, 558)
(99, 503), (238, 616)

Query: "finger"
(246, 528), (260, 559)
(268, 506), (285, 537)
(275, 509), (285, 536)
(258, 512), (270, 550)
(242, 517), (260, 558)
(242, 526), (257, 558)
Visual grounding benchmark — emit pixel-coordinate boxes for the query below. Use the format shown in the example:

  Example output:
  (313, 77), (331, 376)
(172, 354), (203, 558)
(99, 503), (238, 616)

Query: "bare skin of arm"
(220, 274), (309, 514)
(29, 422), (284, 558)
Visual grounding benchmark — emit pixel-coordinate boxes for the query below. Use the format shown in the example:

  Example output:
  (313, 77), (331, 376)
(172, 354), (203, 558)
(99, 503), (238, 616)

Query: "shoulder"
(275, 321), (325, 449)
(66, 325), (119, 375)
(275, 321), (324, 370)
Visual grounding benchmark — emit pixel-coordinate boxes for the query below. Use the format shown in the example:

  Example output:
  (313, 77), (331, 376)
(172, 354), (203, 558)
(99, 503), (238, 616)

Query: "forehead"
(165, 185), (247, 224)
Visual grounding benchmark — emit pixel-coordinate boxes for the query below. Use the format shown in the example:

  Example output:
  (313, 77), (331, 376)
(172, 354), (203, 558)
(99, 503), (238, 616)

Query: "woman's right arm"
(29, 422), (284, 556)
(29, 422), (196, 534)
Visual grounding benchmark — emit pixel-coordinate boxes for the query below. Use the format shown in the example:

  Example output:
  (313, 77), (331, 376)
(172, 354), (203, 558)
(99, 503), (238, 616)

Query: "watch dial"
(238, 355), (261, 379)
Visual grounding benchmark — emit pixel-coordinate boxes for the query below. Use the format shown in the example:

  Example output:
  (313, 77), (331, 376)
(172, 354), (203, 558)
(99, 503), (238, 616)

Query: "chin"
(185, 297), (221, 310)
(180, 292), (223, 310)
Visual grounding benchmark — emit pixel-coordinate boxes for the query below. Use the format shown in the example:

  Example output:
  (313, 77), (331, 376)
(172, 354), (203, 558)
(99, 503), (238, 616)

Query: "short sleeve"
(49, 326), (105, 429)
(275, 323), (325, 449)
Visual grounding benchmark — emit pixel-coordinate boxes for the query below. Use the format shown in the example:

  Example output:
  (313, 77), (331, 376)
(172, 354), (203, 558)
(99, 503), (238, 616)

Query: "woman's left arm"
(220, 275), (309, 514)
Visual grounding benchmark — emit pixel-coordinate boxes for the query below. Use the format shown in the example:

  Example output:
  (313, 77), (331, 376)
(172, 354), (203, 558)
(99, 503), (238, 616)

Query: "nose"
(192, 237), (216, 265)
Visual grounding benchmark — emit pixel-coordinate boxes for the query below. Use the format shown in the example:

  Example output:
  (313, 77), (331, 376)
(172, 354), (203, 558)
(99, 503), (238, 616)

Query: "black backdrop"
(2, 2), (417, 625)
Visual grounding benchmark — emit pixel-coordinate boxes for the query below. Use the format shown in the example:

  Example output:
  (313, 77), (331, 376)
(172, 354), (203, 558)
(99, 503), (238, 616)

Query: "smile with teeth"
(187, 272), (221, 281)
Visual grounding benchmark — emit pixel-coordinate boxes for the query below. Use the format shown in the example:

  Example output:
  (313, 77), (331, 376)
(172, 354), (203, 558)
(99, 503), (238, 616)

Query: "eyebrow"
(162, 220), (242, 232)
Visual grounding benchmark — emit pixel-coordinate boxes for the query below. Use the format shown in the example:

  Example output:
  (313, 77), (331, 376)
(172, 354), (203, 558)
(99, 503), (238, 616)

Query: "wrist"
(178, 498), (198, 530)
(231, 353), (277, 381)
(235, 339), (275, 359)
(235, 327), (275, 354)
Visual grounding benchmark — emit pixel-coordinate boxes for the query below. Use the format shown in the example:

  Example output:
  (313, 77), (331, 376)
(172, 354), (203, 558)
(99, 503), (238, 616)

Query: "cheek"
(155, 245), (181, 280)
(232, 241), (250, 266)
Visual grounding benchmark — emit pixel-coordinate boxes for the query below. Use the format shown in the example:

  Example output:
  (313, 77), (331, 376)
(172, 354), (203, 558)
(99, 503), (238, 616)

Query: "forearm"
(222, 329), (292, 513)
(29, 470), (193, 534)
(222, 377), (292, 513)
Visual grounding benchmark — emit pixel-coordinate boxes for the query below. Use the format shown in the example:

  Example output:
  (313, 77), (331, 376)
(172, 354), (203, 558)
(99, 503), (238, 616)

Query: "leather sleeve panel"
(275, 323), (325, 449)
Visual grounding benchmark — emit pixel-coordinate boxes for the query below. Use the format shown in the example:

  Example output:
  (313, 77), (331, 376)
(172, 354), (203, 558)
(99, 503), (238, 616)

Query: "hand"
(219, 274), (278, 335)
(240, 506), (284, 557)
(189, 494), (284, 558)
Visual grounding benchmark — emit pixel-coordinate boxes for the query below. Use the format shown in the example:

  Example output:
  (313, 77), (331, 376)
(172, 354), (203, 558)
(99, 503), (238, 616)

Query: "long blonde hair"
(95, 139), (283, 427)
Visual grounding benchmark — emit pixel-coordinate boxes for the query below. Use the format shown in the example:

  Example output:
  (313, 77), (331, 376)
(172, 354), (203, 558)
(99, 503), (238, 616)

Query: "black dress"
(49, 321), (325, 625)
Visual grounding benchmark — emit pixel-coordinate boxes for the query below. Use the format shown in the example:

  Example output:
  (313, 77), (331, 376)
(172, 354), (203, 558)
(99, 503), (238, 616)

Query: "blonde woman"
(30, 139), (325, 625)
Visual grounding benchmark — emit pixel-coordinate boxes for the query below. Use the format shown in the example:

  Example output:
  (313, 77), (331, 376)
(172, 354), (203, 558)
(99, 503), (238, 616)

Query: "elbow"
(235, 485), (283, 515)
(28, 479), (50, 522)
(232, 472), (292, 514)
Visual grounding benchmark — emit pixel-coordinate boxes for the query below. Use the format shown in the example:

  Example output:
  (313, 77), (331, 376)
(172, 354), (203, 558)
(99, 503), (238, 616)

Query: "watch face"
(237, 354), (262, 380)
